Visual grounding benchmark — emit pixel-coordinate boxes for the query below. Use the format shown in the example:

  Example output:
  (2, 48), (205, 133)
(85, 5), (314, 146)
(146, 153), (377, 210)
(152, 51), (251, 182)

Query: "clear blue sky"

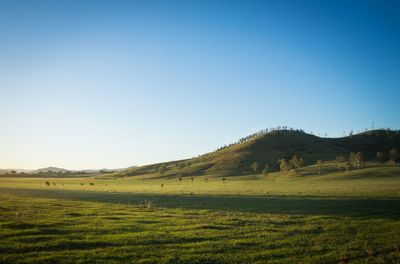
(1, 0), (399, 170)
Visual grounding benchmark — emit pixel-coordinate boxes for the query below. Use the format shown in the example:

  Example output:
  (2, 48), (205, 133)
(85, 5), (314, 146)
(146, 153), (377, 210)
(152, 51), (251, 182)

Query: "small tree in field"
(290, 155), (304, 173)
(251, 162), (259, 172)
(358, 152), (366, 168)
(336, 156), (346, 171)
(345, 160), (351, 173)
(376, 152), (385, 166)
(262, 163), (269, 176)
(389, 149), (400, 166)
(350, 152), (365, 170)
(277, 159), (289, 174)
(316, 160), (323, 175)
(349, 152), (356, 169)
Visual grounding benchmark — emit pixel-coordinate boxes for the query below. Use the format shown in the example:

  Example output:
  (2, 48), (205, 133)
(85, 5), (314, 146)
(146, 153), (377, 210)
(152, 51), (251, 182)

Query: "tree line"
(250, 155), (305, 176)
(334, 149), (399, 173)
(250, 148), (400, 177)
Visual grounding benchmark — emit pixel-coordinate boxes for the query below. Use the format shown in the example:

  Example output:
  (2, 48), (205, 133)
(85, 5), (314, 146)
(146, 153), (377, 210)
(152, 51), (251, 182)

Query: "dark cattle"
(45, 181), (50, 186)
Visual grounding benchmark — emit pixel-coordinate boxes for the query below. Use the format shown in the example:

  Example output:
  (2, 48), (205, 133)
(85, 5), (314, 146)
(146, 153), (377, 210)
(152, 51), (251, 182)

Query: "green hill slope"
(111, 129), (400, 179)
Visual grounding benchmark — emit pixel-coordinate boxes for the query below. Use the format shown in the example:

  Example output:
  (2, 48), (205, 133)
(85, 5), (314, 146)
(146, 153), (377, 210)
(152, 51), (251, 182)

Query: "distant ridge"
(112, 129), (400, 178)
(1, 166), (137, 175)
(32, 167), (71, 173)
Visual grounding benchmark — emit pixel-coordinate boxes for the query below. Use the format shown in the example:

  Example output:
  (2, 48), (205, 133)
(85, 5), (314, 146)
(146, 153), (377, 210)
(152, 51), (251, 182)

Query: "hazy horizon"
(1, 128), (399, 171)
(1, 0), (399, 170)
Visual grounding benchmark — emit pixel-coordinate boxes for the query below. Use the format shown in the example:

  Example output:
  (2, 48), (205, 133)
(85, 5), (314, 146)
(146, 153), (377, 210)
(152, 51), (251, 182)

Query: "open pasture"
(1, 165), (400, 263)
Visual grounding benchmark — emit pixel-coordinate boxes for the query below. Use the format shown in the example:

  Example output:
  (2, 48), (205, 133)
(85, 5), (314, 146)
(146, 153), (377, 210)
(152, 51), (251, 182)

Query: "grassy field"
(1, 164), (400, 263)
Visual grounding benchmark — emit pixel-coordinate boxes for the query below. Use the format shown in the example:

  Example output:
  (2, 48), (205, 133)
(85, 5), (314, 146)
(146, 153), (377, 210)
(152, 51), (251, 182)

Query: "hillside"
(111, 129), (400, 179)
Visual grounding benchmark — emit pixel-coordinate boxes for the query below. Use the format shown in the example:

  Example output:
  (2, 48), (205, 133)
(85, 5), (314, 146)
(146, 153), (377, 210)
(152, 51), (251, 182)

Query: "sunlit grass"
(1, 164), (400, 263)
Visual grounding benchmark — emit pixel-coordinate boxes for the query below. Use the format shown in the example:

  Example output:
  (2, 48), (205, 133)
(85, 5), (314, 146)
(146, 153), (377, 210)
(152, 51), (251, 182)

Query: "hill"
(32, 167), (71, 174)
(111, 129), (400, 179)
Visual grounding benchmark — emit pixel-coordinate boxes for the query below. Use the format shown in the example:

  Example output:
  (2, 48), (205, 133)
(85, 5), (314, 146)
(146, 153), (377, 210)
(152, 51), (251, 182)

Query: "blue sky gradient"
(1, 0), (399, 169)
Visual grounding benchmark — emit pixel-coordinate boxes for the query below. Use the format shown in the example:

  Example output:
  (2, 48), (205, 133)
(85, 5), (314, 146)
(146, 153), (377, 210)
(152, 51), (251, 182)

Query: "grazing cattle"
(45, 181), (50, 186)
(161, 184), (164, 188)
(89, 183), (94, 186)
(53, 182), (56, 186)
(80, 183), (84, 186)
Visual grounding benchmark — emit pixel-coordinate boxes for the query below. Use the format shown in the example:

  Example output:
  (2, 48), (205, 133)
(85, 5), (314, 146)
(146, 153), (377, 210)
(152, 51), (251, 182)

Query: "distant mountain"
(32, 167), (71, 173)
(112, 129), (400, 179)
(25, 166), (136, 174)
(1, 166), (139, 175)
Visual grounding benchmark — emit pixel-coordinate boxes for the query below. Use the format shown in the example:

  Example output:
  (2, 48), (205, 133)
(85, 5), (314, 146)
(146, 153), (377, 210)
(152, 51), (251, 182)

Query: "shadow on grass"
(1, 187), (400, 219)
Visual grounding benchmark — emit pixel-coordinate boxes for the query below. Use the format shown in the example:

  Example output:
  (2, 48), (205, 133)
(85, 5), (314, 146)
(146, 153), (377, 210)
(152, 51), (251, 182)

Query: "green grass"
(1, 164), (400, 263)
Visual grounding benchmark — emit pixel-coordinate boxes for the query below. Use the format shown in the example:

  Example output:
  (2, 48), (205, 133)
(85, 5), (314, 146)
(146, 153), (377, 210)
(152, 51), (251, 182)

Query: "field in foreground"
(1, 165), (400, 263)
